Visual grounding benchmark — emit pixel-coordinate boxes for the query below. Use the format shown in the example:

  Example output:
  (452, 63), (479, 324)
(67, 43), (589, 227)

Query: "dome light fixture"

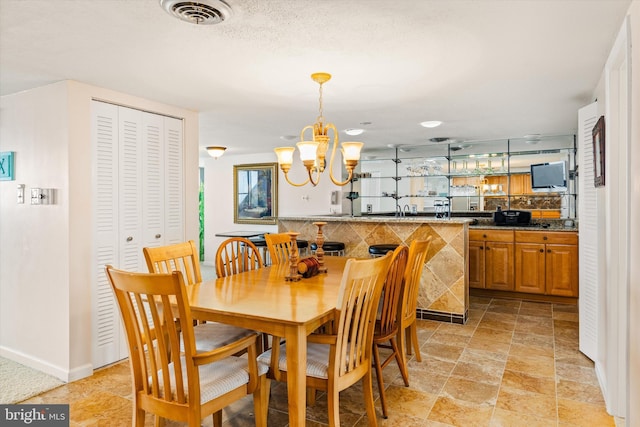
(420, 120), (443, 128)
(206, 146), (227, 159)
(274, 72), (364, 187)
(344, 128), (365, 136)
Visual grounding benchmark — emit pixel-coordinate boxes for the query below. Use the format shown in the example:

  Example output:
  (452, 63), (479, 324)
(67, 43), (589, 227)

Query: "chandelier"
(274, 72), (364, 187)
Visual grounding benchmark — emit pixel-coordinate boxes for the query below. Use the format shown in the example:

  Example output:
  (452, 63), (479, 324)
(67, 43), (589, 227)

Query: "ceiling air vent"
(160, 0), (232, 25)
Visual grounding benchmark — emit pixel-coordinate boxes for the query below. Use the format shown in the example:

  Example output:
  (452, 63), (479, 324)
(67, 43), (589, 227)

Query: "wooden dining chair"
(215, 237), (263, 278)
(372, 244), (409, 418)
(105, 265), (269, 427)
(214, 237), (270, 350)
(257, 252), (393, 427)
(398, 236), (433, 365)
(264, 233), (292, 265)
(143, 241), (256, 353)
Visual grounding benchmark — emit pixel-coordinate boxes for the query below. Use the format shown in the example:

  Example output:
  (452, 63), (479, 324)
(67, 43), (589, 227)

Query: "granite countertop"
(469, 218), (578, 231)
(278, 215), (577, 231)
(280, 215), (473, 225)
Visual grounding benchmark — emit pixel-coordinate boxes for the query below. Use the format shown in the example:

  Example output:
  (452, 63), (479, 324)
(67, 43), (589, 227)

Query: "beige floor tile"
(505, 353), (556, 378)
(441, 376), (500, 405)
(490, 407), (557, 426)
(428, 396), (494, 427)
(18, 297), (616, 426)
(557, 398), (617, 426)
(500, 369), (556, 396)
(495, 387), (557, 421)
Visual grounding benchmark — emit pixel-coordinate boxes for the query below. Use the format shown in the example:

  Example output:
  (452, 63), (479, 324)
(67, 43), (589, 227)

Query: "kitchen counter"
(278, 216), (471, 324)
(468, 217), (578, 231)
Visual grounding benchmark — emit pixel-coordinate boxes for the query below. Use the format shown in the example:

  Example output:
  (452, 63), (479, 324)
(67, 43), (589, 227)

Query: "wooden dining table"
(185, 256), (349, 426)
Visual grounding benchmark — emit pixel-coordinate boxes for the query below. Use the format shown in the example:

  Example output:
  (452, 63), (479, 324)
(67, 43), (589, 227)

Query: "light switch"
(30, 188), (54, 205)
(17, 184), (24, 204)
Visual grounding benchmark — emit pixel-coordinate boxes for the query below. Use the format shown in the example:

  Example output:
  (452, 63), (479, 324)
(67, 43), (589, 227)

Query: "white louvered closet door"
(578, 102), (598, 361)
(91, 102), (132, 367)
(164, 117), (184, 245)
(142, 113), (164, 249)
(92, 101), (184, 368)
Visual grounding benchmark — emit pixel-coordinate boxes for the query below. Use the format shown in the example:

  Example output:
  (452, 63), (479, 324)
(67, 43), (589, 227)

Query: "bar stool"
(311, 241), (345, 256)
(368, 244), (400, 257)
(297, 239), (309, 256)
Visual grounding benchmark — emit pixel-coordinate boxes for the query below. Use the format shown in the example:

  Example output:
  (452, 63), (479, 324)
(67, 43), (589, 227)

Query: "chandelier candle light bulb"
(275, 72), (364, 187)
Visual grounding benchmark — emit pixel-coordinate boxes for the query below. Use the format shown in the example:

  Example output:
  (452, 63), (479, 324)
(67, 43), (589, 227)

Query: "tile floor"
(22, 297), (619, 426)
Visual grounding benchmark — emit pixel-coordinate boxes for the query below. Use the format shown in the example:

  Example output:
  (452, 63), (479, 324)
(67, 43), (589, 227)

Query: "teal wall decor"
(0, 151), (15, 181)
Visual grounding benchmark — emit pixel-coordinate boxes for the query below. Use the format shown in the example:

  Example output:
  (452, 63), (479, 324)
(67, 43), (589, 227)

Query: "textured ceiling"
(0, 0), (631, 157)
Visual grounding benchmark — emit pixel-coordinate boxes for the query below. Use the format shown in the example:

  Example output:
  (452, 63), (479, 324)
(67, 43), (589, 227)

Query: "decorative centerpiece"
(285, 231), (302, 281)
(312, 222), (328, 273)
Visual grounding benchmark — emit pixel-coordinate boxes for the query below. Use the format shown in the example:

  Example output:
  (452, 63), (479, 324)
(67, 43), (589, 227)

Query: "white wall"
(202, 151), (346, 266)
(587, 1), (638, 422)
(0, 80), (199, 381)
(626, 2), (639, 425)
(0, 82), (71, 378)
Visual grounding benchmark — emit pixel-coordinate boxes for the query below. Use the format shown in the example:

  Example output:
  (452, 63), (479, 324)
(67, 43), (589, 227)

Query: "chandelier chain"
(317, 82), (324, 124)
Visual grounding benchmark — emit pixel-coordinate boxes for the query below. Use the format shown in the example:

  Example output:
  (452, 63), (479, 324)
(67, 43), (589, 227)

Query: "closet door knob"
(126, 236), (133, 242)
(155, 234), (161, 239)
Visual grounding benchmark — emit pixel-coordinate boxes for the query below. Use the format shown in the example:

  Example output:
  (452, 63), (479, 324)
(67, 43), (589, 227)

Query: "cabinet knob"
(486, 246), (490, 250)
(155, 234), (161, 239)
(543, 236), (548, 240)
(483, 234), (487, 238)
(540, 249), (544, 253)
(126, 236), (133, 242)
(547, 249), (551, 253)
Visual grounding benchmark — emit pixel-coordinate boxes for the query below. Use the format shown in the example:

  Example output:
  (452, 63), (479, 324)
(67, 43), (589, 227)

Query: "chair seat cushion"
(257, 342), (330, 379)
(190, 322), (257, 353)
(159, 355), (269, 403)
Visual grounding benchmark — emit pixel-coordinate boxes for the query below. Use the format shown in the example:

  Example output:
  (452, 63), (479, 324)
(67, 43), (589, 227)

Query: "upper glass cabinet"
(352, 135), (576, 218)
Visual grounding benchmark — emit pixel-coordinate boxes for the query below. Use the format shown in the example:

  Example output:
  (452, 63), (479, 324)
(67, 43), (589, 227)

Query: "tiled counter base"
(278, 216), (472, 324)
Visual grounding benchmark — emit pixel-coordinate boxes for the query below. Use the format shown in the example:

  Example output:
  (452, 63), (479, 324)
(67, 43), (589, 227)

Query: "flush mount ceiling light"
(420, 120), (443, 128)
(274, 72), (364, 187)
(159, 0), (232, 25)
(206, 146), (226, 159)
(344, 128), (365, 136)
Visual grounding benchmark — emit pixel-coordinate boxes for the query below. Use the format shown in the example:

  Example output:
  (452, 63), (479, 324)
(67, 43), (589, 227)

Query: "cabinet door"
(469, 241), (485, 288)
(546, 244), (579, 296)
(515, 243), (546, 294)
(485, 242), (514, 290)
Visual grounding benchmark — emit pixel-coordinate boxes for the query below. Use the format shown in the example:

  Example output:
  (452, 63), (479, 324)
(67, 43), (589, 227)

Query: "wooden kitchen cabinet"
(469, 229), (514, 291)
(515, 231), (578, 297)
(509, 173), (532, 195)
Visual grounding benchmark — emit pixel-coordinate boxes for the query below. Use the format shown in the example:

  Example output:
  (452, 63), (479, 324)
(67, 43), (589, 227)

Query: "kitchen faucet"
(396, 205), (403, 217)
(403, 204), (411, 215)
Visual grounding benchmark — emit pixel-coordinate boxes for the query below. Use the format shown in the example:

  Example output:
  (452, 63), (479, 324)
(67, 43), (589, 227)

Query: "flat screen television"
(530, 161), (567, 192)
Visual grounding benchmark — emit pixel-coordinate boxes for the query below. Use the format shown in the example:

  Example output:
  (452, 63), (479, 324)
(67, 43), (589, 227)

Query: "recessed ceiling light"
(420, 121), (443, 128)
(429, 137), (449, 143)
(344, 128), (364, 136)
(280, 135), (297, 141)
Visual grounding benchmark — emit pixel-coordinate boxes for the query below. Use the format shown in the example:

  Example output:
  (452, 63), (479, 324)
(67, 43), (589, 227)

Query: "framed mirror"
(592, 116), (605, 187)
(233, 162), (278, 224)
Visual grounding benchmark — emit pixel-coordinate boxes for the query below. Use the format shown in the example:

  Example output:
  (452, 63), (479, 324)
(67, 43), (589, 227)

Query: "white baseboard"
(0, 346), (93, 383)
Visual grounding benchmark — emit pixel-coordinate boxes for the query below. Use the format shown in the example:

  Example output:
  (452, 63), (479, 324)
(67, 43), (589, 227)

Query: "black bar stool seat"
(310, 241), (345, 256)
(368, 244), (399, 257)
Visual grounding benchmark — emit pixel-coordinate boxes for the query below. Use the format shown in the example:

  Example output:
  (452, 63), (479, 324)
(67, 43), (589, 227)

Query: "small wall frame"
(592, 115), (605, 187)
(0, 151), (15, 181)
